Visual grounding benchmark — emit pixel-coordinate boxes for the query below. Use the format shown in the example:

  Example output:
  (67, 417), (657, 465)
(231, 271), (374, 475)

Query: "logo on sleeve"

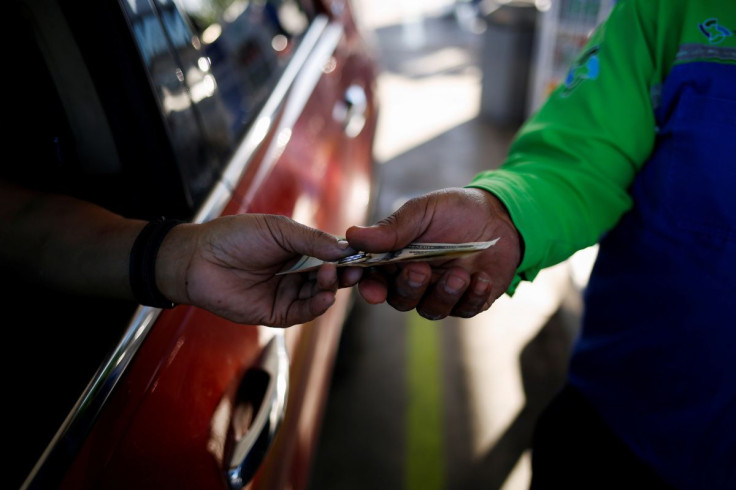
(561, 45), (600, 97)
(698, 18), (733, 44)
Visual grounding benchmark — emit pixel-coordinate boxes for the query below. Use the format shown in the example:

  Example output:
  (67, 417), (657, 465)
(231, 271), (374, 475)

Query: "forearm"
(0, 182), (145, 300)
(468, 157), (633, 281)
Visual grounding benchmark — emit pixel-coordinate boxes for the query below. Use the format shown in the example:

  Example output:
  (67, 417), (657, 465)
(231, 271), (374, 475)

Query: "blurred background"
(308, 1), (611, 489)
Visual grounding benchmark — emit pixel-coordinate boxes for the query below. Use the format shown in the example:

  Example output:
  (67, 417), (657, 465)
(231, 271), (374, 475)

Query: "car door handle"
(339, 84), (368, 137)
(227, 334), (289, 489)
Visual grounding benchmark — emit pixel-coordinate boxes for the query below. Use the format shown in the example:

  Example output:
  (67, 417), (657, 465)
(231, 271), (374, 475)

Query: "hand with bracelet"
(1, 181), (355, 328)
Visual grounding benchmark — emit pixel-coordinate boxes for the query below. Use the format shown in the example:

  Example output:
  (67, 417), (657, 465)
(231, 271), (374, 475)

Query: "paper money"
(277, 238), (499, 275)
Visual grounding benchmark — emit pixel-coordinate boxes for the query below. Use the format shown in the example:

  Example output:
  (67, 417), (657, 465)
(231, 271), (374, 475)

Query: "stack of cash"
(277, 238), (499, 275)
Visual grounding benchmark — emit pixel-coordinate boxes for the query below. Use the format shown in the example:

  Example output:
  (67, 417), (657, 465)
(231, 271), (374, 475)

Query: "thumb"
(284, 223), (351, 261)
(346, 198), (426, 252)
(345, 223), (397, 252)
(348, 189), (445, 252)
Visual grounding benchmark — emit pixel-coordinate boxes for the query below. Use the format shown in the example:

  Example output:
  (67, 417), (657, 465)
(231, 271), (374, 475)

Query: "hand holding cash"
(277, 238), (499, 275)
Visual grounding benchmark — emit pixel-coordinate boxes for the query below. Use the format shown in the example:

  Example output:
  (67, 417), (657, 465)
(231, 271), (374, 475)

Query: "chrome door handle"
(227, 334), (289, 489)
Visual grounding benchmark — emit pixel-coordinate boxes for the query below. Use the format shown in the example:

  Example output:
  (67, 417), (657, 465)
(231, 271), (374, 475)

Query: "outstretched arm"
(0, 181), (351, 328)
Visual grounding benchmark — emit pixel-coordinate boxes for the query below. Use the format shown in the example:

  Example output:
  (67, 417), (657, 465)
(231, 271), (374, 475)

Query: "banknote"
(277, 238), (499, 275)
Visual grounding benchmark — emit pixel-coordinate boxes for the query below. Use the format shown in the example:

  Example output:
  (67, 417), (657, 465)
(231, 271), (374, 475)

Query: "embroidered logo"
(561, 45), (600, 97)
(698, 18), (733, 44)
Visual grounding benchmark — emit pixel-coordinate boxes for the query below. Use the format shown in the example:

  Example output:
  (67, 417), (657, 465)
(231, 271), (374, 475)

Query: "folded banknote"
(277, 238), (499, 275)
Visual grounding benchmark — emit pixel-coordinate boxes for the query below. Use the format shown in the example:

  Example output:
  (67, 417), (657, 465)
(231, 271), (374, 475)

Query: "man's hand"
(158, 214), (352, 328)
(345, 188), (522, 320)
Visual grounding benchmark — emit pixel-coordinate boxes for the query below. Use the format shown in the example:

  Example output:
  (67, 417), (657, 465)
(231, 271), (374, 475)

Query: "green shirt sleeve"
(467, 0), (664, 293)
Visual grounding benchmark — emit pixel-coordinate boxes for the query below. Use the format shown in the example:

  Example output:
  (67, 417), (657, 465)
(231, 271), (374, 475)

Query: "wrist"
(155, 221), (195, 307)
(468, 187), (524, 266)
(129, 217), (186, 308)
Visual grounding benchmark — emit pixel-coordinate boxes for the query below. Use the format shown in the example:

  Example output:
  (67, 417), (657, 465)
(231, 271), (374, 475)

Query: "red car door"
(18, 1), (378, 489)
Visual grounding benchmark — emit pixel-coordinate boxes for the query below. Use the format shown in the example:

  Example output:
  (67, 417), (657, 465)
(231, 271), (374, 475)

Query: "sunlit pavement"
(309, 2), (596, 489)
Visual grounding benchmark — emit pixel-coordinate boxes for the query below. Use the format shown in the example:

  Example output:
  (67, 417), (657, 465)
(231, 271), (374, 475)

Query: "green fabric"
(466, 0), (709, 293)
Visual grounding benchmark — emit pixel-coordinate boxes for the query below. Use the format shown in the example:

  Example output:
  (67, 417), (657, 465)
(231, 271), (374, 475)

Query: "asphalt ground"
(308, 3), (596, 489)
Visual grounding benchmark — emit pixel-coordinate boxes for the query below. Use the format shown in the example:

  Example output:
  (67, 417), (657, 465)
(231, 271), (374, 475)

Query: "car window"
(120, 0), (229, 210)
(176, 0), (313, 139)
(118, 0), (316, 210)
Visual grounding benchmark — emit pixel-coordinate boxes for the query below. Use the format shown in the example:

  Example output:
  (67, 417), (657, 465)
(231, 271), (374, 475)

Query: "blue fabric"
(568, 60), (736, 489)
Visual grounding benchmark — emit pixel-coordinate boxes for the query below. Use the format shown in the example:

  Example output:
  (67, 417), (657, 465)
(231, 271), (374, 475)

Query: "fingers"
(385, 262), (431, 311)
(356, 268), (390, 304)
(451, 272), (494, 318)
(275, 289), (336, 328)
(307, 290), (337, 317)
(315, 262), (339, 293)
(379, 265), (494, 320)
(406, 267), (471, 320)
(338, 266), (363, 288)
(274, 263), (338, 327)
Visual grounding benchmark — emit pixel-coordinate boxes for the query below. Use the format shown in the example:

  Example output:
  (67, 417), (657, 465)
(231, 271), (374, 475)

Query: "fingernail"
(337, 239), (349, 249)
(407, 270), (427, 288)
(444, 274), (466, 295)
(474, 276), (490, 295)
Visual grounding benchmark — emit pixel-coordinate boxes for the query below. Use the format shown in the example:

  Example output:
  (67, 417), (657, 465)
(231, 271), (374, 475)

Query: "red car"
(8, 0), (378, 488)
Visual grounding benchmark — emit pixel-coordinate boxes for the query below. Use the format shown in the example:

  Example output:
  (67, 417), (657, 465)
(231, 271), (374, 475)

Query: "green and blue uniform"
(468, 1), (736, 487)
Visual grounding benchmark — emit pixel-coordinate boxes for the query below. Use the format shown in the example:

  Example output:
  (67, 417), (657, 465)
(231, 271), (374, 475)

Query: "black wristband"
(129, 216), (185, 309)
